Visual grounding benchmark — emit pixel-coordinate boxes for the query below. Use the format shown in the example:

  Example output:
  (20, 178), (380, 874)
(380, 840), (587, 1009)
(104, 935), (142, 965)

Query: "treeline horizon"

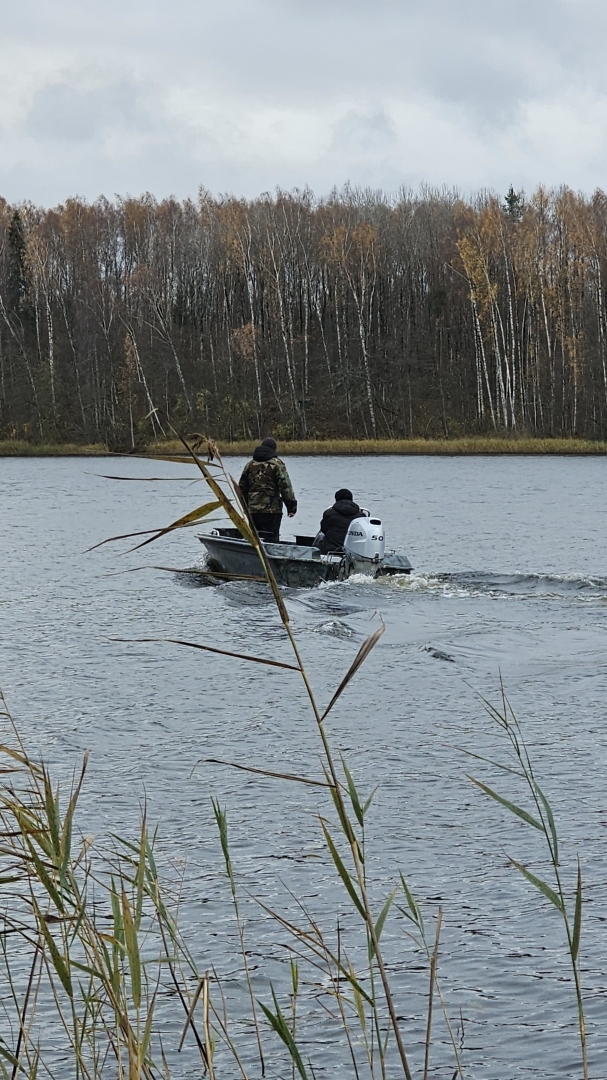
(1, 183), (607, 447)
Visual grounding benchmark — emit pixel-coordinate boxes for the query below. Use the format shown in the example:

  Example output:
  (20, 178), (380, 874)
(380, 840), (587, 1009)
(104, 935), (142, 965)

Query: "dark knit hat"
(335, 488), (353, 501)
(262, 437), (277, 450)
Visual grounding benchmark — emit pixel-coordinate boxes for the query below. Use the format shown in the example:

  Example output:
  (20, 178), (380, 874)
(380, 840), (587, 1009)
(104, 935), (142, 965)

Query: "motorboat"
(198, 511), (412, 587)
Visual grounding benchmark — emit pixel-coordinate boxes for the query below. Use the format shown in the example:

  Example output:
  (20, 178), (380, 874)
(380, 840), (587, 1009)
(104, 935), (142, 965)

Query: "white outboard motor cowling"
(344, 516), (385, 562)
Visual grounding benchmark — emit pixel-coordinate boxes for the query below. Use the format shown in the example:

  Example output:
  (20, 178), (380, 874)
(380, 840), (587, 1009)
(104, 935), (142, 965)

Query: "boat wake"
(389, 570), (607, 602)
(174, 557), (607, 607)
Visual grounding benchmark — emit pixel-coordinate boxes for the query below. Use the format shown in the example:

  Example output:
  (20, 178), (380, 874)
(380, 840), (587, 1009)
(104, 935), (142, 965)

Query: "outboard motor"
(344, 515), (385, 562)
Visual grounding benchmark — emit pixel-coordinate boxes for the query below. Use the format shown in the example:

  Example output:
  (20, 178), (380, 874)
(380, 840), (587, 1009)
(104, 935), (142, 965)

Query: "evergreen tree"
(7, 210), (27, 312)
(504, 185), (524, 220)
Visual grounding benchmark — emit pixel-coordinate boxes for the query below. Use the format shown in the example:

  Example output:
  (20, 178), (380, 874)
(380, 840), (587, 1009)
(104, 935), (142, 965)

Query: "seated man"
(317, 489), (364, 553)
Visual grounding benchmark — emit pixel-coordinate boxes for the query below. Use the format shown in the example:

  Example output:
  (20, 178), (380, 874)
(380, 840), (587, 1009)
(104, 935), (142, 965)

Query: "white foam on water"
(389, 569), (607, 603)
(311, 619), (355, 638)
(389, 571), (477, 598)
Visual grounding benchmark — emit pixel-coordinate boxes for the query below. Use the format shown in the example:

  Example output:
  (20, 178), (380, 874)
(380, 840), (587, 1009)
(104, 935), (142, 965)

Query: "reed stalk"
(467, 685), (588, 1080)
(211, 799), (265, 1074)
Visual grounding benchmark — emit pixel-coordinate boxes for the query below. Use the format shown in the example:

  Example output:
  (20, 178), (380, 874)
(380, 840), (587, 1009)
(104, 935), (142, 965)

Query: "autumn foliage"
(1, 185), (607, 446)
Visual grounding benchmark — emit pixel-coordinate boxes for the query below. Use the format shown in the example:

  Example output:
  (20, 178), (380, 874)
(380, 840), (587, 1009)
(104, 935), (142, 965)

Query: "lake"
(1, 453), (607, 1078)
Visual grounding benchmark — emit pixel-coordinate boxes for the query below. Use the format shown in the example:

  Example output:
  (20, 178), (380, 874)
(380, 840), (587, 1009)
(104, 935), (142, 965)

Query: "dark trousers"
(251, 512), (282, 542)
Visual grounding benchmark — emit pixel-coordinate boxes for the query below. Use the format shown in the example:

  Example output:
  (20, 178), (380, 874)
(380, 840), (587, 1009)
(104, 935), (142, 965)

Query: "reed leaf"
(341, 758), (364, 827)
(126, 500), (222, 552)
(202, 758), (329, 787)
(138, 454), (205, 465)
(60, 751), (88, 879)
(321, 623), (385, 721)
(181, 451), (256, 546)
(141, 992), (157, 1062)
(324, 768), (358, 849)
(152, 565), (266, 582)
(0, 1043), (19, 1070)
(111, 882), (125, 949)
(532, 778), (559, 864)
(509, 857), (564, 911)
(115, 636), (301, 671)
(369, 888), (398, 960)
(33, 899), (73, 997)
(468, 776), (543, 831)
(59, 812), (72, 887)
(0, 742), (42, 774)
(135, 817), (147, 929)
(25, 838), (65, 914)
(457, 745), (525, 779)
(70, 957), (107, 981)
(255, 897), (374, 1005)
(259, 986), (310, 1080)
(320, 822), (365, 919)
(572, 859), (583, 962)
(211, 800), (234, 890)
(290, 957), (299, 996)
(93, 473), (207, 481)
(87, 526), (196, 552)
(42, 772), (61, 862)
(362, 788), (378, 815)
(121, 888), (142, 1009)
(350, 961), (366, 1032)
(399, 872), (424, 933)
(14, 805), (52, 858)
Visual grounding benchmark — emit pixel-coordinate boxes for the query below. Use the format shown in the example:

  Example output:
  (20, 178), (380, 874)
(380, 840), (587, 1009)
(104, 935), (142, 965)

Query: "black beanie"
(335, 488), (353, 501)
(262, 437), (277, 450)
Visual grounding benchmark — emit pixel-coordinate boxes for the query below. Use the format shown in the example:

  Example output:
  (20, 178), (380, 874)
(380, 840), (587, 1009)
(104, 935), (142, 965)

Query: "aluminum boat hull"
(198, 530), (412, 587)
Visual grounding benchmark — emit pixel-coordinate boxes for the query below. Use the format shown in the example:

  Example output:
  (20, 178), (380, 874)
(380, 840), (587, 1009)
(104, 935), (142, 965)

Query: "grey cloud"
(2, 0), (607, 203)
(330, 110), (397, 160)
(12, 1), (607, 113)
(26, 82), (149, 143)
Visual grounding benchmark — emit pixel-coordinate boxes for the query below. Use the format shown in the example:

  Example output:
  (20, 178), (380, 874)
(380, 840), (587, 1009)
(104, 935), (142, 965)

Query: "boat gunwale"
(197, 532), (412, 577)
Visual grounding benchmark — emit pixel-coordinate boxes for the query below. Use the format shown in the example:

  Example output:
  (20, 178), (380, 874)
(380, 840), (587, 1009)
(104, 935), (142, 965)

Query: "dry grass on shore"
(151, 435), (607, 456)
(2, 435), (607, 457)
(0, 440), (110, 456)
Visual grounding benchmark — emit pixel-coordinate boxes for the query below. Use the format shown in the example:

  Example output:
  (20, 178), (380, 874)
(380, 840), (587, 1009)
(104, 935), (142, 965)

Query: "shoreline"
(3, 436), (607, 457)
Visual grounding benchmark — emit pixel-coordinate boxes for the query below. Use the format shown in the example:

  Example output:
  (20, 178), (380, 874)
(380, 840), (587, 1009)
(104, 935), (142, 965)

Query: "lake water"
(2, 454), (607, 1078)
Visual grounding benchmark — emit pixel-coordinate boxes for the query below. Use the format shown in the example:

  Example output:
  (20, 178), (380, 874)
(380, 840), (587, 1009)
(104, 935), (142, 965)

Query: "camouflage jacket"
(238, 453), (297, 515)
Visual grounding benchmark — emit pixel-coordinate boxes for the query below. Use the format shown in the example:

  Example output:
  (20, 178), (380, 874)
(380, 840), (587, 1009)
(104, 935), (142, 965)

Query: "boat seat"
(214, 528), (243, 539)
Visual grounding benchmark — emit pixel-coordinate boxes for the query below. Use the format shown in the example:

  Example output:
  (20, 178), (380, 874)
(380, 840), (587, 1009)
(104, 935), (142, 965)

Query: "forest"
(1, 184), (607, 447)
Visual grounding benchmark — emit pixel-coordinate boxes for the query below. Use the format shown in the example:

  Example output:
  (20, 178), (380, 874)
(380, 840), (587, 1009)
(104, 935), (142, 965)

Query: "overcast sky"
(2, 0), (606, 206)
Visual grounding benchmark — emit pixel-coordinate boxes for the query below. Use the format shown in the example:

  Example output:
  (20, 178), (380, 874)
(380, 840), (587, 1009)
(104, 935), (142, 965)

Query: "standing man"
(238, 437), (297, 541)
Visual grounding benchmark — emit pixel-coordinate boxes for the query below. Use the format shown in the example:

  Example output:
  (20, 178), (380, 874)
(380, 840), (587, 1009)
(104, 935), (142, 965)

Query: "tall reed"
(0, 430), (591, 1078)
(0, 690), (244, 1080)
(108, 429), (466, 1079)
(143, 431), (589, 1079)
(467, 686), (588, 1079)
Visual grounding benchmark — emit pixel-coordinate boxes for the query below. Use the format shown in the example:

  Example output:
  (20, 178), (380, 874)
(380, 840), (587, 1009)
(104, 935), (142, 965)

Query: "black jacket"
(318, 499), (363, 552)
